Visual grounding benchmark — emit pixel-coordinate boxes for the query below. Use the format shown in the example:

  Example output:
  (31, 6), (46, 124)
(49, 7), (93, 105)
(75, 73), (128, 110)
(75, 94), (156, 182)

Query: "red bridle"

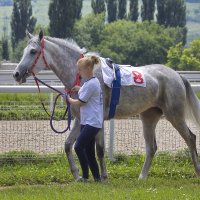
(31, 35), (49, 76)
(28, 34), (84, 133)
(31, 35), (82, 94)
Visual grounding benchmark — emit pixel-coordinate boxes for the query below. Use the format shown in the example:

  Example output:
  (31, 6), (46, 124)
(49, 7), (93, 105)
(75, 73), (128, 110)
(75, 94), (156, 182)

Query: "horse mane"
(45, 36), (82, 53)
(44, 36), (102, 57)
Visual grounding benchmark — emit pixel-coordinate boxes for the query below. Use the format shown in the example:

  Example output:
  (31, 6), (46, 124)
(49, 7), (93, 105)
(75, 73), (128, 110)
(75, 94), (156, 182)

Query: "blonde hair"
(77, 56), (100, 70)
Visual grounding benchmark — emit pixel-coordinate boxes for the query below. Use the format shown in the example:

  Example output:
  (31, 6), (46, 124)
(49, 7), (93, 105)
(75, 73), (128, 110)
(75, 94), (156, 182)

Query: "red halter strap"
(65, 54), (83, 95)
(31, 35), (83, 96)
(74, 54), (83, 86)
(31, 35), (49, 76)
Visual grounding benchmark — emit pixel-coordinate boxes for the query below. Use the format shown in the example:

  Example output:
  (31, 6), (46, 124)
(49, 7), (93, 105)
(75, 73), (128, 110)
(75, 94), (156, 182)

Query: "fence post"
(108, 118), (115, 161)
(50, 93), (54, 113)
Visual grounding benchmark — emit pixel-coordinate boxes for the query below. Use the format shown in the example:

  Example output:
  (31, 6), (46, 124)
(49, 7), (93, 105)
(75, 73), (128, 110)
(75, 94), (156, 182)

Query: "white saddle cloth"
(100, 58), (146, 88)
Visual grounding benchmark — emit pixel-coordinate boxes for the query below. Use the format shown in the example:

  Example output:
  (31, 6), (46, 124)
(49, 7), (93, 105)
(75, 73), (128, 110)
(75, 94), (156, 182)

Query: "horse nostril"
(14, 72), (19, 78)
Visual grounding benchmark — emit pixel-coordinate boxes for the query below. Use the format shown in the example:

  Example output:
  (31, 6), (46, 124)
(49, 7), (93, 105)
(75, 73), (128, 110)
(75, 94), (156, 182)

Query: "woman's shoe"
(94, 178), (101, 182)
(76, 176), (88, 182)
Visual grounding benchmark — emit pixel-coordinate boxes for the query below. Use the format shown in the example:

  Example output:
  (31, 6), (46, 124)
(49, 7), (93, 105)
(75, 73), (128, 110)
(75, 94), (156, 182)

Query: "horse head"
(13, 30), (47, 83)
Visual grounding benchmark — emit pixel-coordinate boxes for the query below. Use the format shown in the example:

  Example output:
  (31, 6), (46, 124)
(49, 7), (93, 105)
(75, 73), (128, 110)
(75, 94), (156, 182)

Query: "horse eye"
(30, 49), (37, 54)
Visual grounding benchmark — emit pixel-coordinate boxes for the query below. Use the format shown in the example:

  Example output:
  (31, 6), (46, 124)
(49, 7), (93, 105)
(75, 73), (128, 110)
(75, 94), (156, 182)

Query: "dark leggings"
(74, 124), (101, 180)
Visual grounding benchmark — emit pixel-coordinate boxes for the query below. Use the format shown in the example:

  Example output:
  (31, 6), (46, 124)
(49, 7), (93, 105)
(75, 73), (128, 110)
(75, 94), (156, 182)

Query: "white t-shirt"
(78, 77), (103, 128)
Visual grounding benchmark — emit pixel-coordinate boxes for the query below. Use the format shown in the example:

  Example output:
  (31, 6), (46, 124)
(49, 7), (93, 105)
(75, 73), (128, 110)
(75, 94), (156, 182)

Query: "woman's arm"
(68, 97), (84, 107)
(68, 85), (84, 106)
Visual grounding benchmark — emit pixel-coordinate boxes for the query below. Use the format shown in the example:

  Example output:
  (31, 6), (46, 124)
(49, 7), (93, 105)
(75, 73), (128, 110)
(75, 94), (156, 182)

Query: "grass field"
(1, 92), (200, 120)
(0, 93), (69, 120)
(187, 21), (200, 44)
(1, 179), (200, 200)
(0, 152), (200, 199)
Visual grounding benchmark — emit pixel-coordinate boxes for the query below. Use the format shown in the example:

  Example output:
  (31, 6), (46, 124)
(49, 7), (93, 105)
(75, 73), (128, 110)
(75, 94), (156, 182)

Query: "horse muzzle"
(13, 69), (29, 84)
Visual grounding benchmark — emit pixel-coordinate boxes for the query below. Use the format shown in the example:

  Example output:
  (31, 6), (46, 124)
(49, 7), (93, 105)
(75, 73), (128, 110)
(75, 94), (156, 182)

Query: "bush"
(167, 38), (200, 70)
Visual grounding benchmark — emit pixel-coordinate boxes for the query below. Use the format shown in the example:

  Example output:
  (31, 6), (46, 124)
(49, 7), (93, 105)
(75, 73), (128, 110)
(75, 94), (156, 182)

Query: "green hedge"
(1, 93), (200, 120)
(0, 93), (69, 120)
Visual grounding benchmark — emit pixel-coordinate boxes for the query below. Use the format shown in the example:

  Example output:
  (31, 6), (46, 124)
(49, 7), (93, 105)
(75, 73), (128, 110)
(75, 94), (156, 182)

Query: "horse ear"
(81, 47), (87, 55)
(26, 30), (33, 39)
(39, 30), (44, 41)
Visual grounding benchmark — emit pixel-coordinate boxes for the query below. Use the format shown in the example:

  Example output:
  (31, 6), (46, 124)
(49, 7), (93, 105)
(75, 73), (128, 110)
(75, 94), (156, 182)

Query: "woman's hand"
(71, 85), (80, 93)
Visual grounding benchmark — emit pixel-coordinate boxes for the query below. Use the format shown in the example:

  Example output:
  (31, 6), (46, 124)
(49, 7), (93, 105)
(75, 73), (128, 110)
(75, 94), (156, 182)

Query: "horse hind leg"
(95, 126), (108, 180)
(139, 107), (163, 180)
(188, 128), (200, 175)
(166, 114), (200, 176)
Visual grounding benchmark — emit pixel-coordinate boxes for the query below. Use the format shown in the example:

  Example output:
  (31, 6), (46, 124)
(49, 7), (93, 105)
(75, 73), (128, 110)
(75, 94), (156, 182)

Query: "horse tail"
(181, 75), (200, 127)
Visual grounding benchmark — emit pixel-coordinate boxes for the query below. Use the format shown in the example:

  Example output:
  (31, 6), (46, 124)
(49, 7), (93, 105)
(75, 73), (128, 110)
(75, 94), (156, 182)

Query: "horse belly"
(105, 86), (157, 119)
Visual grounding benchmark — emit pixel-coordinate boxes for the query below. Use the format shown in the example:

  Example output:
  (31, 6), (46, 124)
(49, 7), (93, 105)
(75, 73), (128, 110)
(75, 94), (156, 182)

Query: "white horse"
(13, 31), (200, 180)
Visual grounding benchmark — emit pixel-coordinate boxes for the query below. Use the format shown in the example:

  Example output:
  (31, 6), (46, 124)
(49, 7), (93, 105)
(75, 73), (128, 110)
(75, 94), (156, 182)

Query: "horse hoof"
(101, 173), (108, 180)
(138, 174), (148, 180)
(195, 165), (200, 176)
(195, 171), (200, 177)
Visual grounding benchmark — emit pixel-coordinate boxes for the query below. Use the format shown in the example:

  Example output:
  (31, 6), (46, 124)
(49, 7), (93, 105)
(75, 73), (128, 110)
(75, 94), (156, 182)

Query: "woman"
(68, 56), (103, 182)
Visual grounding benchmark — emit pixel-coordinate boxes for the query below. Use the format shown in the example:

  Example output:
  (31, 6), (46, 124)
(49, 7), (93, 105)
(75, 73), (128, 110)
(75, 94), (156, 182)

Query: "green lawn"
(31, 0), (50, 26)
(1, 179), (200, 200)
(0, 5), (12, 37)
(186, 2), (200, 14)
(187, 21), (200, 44)
(0, 152), (200, 199)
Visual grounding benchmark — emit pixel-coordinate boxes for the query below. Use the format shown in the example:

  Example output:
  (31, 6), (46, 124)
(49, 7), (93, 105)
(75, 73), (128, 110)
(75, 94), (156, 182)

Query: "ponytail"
(90, 56), (100, 65)
(77, 55), (100, 70)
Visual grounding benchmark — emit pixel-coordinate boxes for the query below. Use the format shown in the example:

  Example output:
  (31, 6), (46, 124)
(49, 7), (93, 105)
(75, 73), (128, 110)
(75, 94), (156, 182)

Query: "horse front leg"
(65, 118), (80, 180)
(95, 126), (108, 180)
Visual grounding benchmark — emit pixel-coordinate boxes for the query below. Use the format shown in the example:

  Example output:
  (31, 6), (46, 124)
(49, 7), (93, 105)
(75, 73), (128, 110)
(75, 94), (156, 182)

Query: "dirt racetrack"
(0, 118), (200, 155)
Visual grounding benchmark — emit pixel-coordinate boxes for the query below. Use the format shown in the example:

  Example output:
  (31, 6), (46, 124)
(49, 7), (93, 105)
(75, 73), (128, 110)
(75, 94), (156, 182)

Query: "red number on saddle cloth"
(132, 71), (144, 84)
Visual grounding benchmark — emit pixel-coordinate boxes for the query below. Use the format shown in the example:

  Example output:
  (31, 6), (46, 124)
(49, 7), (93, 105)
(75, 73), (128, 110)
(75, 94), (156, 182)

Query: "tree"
(97, 20), (184, 65)
(73, 13), (105, 50)
(156, 0), (165, 25)
(48, 0), (82, 38)
(1, 37), (9, 60)
(157, 0), (186, 27)
(129, 0), (139, 21)
(141, 0), (155, 21)
(91, 0), (105, 14)
(106, 0), (117, 23)
(157, 0), (187, 44)
(75, 0), (83, 20)
(10, 0), (36, 49)
(11, 38), (28, 62)
(118, 0), (127, 19)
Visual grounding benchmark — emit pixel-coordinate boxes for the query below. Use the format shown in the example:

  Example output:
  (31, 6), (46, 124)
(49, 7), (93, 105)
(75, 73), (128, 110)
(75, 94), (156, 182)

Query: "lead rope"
(50, 93), (71, 134)
(33, 74), (71, 133)
(30, 33), (82, 133)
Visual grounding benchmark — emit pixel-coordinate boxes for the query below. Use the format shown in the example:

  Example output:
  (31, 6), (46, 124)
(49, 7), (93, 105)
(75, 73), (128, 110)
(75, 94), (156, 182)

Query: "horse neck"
(44, 39), (81, 89)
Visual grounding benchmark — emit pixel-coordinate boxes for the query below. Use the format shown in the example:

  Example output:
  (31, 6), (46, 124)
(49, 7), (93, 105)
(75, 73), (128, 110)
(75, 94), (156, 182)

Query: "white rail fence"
(0, 70), (61, 85)
(1, 70), (200, 84)
(1, 70), (200, 160)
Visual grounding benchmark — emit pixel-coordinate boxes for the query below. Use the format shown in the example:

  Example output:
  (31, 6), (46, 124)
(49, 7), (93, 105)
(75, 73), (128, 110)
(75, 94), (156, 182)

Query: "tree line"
(186, 0), (200, 2)
(0, 0), (196, 70)
(0, 0), (12, 6)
